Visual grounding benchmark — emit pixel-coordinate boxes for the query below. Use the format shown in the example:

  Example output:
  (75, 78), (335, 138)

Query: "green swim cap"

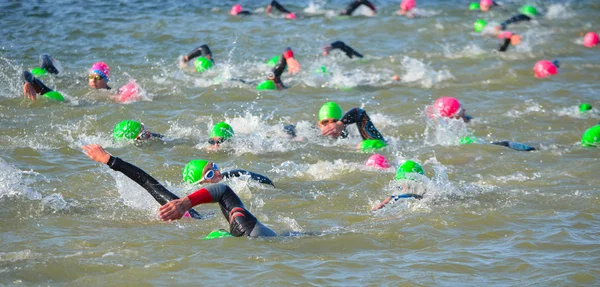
(266, 55), (280, 67)
(579, 103), (592, 112)
(318, 102), (343, 121)
(359, 139), (387, 152)
(202, 230), (233, 240)
(469, 2), (480, 11)
(256, 80), (277, 90)
(182, 159), (209, 184)
(520, 5), (537, 17)
(474, 19), (487, 33)
(210, 122), (234, 140)
(113, 120), (142, 141)
(31, 68), (48, 77)
(194, 57), (213, 73)
(395, 160), (425, 181)
(319, 66), (327, 74)
(581, 125), (600, 147)
(43, 91), (64, 102)
(460, 135), (476, 145)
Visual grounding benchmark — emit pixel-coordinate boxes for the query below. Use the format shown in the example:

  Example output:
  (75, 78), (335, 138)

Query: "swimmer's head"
(400, 0), (415, 13)
(209, 122), (234, 147)
(89, 62), (110, 89)
(469, 2), (480, 11)
(520, 5), (538, 17)
(579, 103), (592, 113)
(533, 60), (558, 78)
(256, 79), (277, 90)
(194, 57), (213, 73)
(359, 139), (387, 153)
(429, 97), (470, 122)
(366, 154), (391, 169)
(581, 125), (600, 147)
(113, 120), (148, 141)
(183, 160), (223, 184)
(395, 160), (424, 181)
(318, 102), (343, 122)
(474, 19), (487, 33)
(583, 32), (599, 48)
(480, 0), (492, 11)
(230, 4), (243, 15)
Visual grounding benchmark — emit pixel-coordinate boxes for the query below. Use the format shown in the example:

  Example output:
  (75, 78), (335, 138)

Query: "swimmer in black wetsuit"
(497, 14), (531, 31)
(180, 44), (214, 66)
(22, 70), (56, 101)
(183, 160), (275, 187)
(267, 47), (301, 90)
(322, 41), (363, 58)
(496, 32), (521, 52)
(339, 0), (376, 16)
(266, 0), (296, 19)
(82, 144), (276, 237)
(230, 4), (252, 16)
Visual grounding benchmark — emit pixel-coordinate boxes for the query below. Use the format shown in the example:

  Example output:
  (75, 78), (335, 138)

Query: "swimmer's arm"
(284, 124), (297, 138)
(327, 41), (364, 58)
(22, 71), (53, 96)
(183, 44), (213, 62)
(227, 170), (275, 186)
(372, 196), (392, 210)
(40, 54), (59, 74)
(341, 0), (376, 16)
(498, 38), (511, 52)
(340, 108), (385, 141)
(500, 14), (531, 30)
(267, 0), (292, 14)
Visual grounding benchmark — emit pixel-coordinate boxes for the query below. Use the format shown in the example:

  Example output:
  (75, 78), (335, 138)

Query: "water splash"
(400, 56), (454, 89)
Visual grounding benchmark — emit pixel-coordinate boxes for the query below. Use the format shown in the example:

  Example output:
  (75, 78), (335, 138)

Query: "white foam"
(545, 4), (575, 20)
(0, 158), (41, 200)
(400, 57), (454, 89)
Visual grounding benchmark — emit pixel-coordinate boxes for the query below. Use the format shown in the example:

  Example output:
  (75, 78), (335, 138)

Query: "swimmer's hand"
(323, 45), (332, 56)
(266, 5), (272, 14)
(286, 57), (301, 75)
(23, 82), (37, 101)
(159, 197), (192, 221)
(372, 196), (392, 210)
(81, 144), (111, 164)
(178, 55), (188, 69)
(321, 121), (345, 138)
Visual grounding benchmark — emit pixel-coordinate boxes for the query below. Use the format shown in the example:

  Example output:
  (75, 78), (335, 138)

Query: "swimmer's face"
(88, 73), (108, 89)
(481, 5), (490, 11)
(208, 137), (224, 150)
(318, 118), (339, 130)
(200, 162), (222, 184)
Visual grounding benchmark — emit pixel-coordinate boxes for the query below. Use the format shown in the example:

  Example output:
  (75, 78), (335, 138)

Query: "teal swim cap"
(359, 139), (387, 152)
(581, 125), (600, 147)
(520, 5), (537, 17)
(469, 2), (480, 11)
(395, 160), (425, 181)
(474, 19), (487, 33)
(182, 159), (209, 184)
(43, 91), (64, 102)
(266, 55), (280, 67)
(194, 57), (213, 73)
(203, 230), (233, 240)
(113, 120), (143, 141)
(256, 80), (277, 90)
(318, 102), (343, 121)
(579, 103), (592, 112)
(31, 68), (48, 77)
(210, 122), (234, 140)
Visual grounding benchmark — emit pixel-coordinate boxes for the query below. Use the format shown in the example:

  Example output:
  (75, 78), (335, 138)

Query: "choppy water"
(1, 0), (600, 286)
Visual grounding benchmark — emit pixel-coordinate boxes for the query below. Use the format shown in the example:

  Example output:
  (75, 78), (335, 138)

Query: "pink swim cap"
(533, 60), (557, 78)
(285, 12), (296, 19)
(400, 0), (416, 11)
(497, 31), (513, 40)
(432, 97), (462, 118)
(583, 32), (599, 48)
(480, 0), (493, 7)
(90, 62), (110, 82)
(366, 154), (390, 169)
(230, 4), (242, 15)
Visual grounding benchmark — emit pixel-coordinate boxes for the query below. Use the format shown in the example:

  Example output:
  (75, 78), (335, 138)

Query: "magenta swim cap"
(285, 12), (296, 19)
(497, 31), (513, 40)
(583, 32), (599, 48)
(90, 62), (110, 82)
(480, 0), (492, 7)
(400, 0), (415, 11)
(533, 60), (558, 78)
(432, 97), (462, 118)
(231, 4), (242, 15)
(366, 154), (390, 169)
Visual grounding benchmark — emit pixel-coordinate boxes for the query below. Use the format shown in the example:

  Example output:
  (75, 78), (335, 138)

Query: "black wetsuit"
(339, 0), (376, 16)
(500, 14), (531, 30)
(329, 41), (363, 58)
(391, 193), (423, 201)
(498, 38), (512, 52)
(22, 71), (53, 95)
(106, 156), (203, 219)
(271, 49), (291, 89)
(339, 108), (385, 140)
(269, 0), (292, 14)
(184, 44), (214, 64)
(40, 54), (59, 74)
(222, 169), (274, 186)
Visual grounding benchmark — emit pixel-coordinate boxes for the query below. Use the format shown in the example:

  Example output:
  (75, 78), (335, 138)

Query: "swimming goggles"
(320, 118), (339, 126)
(203, 163), (219, 181)
(208, 137), (224, 145)
(136, 125), (151, 140)
(89, 74), (103, 81)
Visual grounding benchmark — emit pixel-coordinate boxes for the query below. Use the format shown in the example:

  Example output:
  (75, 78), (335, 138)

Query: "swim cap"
(497, 31), (513, 39)
(395, 160), (424, 181)
(319, 66), (327, 74)
(285, 13), (297, 19)
(400, 0), (415, 12)
(433, 97), (462, 118)
(460, 135), (476, 145)
(480, 0), (492, 8)
(533, 60), (558, 78)
(583, 32), (599, 48)
(581, 125), (600, 147)
(469, 2), (480, 11)
(318, 102), (343, 121)
(43, 91), (65, 102)
(230, 4), (242, 15)
(366, 154), (390, 169)
(520, 5), (537, 17)
(579, 103), (592, 112)
(90, 62), (110, 82)
(31, 68), (48, 77)
(194, 57), (213, 73)
(283, 48), (294, 60)
(359, 139), (387, 152)
(203, 230), (233, 240)
(266, 55), (280, 66)
(182, 159), (209, 184)
(210, 122), (234, 140)
(113, 120), (142, 141)
(474, 19), (487, 33)
(256, 80), (277, 90)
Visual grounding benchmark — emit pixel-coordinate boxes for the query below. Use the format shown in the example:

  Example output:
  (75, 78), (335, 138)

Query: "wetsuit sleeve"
(498, 38), (511, 52)
(269, 0), (292, 14)
(22, 71), (53, 95)
(330, 41), (363, 58)
(284, 124), (296, 137)
(106, 156), (202, 218)
(500, 14), (531, 30)
(40, 54), (59, 74)
(271, 53), (288, 89)
(340, 108), (385, 141)
(340, 0), (376, 16)
(185, 44), (213, 62)
(222, 169), (275, 186)
(391, 194), (423, 201)
(150, 132), (164, 139)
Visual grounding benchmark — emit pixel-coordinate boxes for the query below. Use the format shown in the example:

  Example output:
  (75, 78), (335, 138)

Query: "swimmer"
(322, 41), (363, 58)
(82, 144), (276, 237)
(208, 122), (234, 149)
(318, 102), (384, 141)
(426, 97), (472, 123)
(460, 135), (536, 151)
(397, 0), (415, 17)
(30, 54), (60, 77)
(339, 0), (376, 16)
(266, 0), (296, 19)
(497, 6), (537, 31)
(88, 62), (141, 102)
(230, 4), (252, 16)
(21, 70), (63, 101)
(479, 0), (500, 12)
(372, 160), (425, 210)
(257, 47), (301, 90)
(113, 120), (163, 142)
(497, 31), (522, 52)
(581, 125), (600, 147)
(183, 160), (274, 186)
(179, 44), (214, 72)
